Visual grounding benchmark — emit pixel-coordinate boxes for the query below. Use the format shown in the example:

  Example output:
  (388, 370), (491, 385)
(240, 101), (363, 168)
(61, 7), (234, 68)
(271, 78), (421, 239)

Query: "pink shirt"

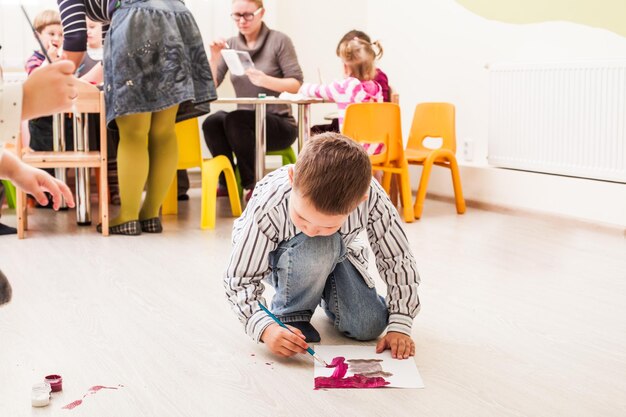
(299, 77), (383, 130)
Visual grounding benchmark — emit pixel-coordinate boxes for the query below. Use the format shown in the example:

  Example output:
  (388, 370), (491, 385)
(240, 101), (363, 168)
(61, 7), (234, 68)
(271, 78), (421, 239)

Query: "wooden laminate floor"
(0, 191), (625, 417)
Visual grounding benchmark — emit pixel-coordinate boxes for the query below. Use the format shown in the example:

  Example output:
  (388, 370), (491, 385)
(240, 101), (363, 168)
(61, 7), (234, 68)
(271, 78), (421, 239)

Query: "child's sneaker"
(288, 321), (321, 343)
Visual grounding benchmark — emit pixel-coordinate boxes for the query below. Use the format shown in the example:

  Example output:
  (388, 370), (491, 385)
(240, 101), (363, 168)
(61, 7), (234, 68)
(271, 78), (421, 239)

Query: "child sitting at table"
(308, 30), (389, 134)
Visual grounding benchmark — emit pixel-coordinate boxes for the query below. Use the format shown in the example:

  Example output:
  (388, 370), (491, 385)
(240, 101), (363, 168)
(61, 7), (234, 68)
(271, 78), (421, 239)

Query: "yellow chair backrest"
(407, 103), (456, 154)
(342, 102), (405, 166)
(174, 118), (203, 170)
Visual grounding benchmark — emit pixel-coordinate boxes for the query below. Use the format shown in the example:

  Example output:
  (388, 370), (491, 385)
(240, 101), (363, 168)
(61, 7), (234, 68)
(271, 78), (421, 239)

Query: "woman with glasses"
(200, 0), (303, 202)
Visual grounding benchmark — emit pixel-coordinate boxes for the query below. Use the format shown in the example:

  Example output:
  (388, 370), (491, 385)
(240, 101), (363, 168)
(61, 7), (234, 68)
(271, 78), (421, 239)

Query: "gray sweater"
(216, 23), (303, 119)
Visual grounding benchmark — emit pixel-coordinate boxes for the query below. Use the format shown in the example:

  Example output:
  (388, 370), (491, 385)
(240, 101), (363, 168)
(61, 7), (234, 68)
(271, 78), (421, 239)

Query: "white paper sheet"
(313, 345), (425, 389)
(220, 49), (255, 76)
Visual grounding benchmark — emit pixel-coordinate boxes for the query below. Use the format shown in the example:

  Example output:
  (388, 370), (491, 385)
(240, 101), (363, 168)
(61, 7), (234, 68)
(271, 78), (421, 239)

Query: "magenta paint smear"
(315, 356), (390, 390)
(62, 399), (83, 410)
(61, 385), (122, 410)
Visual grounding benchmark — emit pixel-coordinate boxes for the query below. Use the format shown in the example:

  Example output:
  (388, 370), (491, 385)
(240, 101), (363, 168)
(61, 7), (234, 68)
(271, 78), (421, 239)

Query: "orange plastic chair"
(405, 103), (466, 219)
(162, 118), (241, 229)
(342, 103), (414, 223)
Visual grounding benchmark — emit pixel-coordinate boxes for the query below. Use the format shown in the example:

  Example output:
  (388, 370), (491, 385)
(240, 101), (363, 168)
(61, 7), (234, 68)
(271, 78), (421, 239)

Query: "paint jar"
(31, 382), (51, 407)
(44, 374), (63, 392)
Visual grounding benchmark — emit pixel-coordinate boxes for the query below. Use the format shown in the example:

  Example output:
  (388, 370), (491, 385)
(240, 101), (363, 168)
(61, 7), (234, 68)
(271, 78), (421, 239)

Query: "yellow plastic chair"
(162, 118), (241, 229)
(405, 103), (466, 219)
(342, 103), (414, 223)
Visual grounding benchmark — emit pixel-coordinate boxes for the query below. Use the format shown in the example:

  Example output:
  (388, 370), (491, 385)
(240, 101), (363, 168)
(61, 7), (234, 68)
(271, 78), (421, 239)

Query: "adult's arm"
(273, 33), (303, 93)
(57, 0), (89, 66)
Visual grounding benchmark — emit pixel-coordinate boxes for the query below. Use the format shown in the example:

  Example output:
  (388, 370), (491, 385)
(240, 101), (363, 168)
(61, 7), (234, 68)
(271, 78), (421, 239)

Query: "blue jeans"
(267, 233), (388, 341)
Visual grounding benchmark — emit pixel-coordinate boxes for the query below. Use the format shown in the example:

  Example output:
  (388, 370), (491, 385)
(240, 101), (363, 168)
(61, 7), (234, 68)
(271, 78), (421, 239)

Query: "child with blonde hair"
(300, 34), (384, 131)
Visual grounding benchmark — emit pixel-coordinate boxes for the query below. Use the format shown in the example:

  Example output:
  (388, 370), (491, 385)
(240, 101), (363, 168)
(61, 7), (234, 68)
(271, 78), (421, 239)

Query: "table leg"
(297, 104), (312, 153)
(254, 103), (267, 183)
(52, 114), (67, 209)
(73, 112), (91, 225)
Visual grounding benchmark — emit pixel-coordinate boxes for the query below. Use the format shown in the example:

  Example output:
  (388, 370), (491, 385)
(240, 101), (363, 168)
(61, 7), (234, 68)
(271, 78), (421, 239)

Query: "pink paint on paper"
(327, 356), (348, 378)
(61, 385), (122, 410)
(315, 356), (390, 390)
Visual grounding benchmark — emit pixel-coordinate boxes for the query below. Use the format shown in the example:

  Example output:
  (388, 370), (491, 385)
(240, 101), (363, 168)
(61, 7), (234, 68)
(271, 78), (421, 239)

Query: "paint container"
(31, 382), (51, 407)
(44, 374), (63, 392)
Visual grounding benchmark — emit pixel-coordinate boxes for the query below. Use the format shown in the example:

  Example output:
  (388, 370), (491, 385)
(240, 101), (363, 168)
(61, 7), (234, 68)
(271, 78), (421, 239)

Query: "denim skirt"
(103, 0), (217, 128)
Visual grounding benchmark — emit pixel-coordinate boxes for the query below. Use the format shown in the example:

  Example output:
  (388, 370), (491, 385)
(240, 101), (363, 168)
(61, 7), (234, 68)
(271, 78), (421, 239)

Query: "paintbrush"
(258, 302), (329, 367)
(20, 5), (53, 63)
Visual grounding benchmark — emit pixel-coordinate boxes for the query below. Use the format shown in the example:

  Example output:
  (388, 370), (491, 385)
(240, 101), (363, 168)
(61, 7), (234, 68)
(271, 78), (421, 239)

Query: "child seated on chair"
(308, 30), (389, 135)
(224, 132), (420, 360)
(26, 10), (75, 158)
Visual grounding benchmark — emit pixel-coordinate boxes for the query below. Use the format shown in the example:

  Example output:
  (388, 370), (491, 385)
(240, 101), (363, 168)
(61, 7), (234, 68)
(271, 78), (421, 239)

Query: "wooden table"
(214, 97), (324, 182)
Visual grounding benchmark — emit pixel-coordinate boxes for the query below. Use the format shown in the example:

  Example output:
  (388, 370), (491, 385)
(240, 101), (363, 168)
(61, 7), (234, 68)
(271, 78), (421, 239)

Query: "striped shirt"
(299, 77), (382, 130)
(25, 51), (45, 75)
(57, 0), (114, 52)
(224, 166), (421, 342)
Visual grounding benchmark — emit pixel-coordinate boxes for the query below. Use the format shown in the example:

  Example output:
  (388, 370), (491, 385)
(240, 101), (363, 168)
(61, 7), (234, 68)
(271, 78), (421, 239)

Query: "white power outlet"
(462, 138), (474, 161)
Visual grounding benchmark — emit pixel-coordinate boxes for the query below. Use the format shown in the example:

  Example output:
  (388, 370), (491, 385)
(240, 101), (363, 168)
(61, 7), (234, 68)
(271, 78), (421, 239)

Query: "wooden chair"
(342, 102), (414, 222)
(405, 103), (466, 219)
(15, 80), (109, 238)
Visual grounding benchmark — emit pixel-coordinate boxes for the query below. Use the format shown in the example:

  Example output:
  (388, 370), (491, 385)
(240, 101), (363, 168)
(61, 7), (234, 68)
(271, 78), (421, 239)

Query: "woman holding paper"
(201, 0), (303, 201)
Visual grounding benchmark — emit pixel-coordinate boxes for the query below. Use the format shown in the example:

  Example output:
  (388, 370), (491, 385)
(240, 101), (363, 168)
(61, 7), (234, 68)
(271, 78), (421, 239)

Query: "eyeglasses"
(231, 7), (263, 22)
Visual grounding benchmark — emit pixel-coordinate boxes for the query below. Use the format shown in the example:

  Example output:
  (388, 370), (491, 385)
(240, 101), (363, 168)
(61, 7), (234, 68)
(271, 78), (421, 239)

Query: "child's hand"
(47, 41), (62, 62)
(22, 61), (77, 120)
(260, 323), (309, 357)
(10, 162), (75, 210)
(376, 331), (416, 360)
(245, 68), (267, 88)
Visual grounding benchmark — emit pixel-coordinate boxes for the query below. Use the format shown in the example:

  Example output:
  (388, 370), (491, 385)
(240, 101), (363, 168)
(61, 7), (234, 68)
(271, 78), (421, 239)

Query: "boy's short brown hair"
(34, 10), (61, 33)
(293, 132), (372, 215)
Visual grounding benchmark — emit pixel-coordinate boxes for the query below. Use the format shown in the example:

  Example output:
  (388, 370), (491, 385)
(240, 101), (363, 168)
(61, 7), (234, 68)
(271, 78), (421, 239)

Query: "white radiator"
(488, 61), (626, 183)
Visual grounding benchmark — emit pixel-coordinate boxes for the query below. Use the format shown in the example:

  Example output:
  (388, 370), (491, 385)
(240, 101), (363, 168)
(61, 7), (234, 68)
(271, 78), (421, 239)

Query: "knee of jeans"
(344, 312), (387, 341)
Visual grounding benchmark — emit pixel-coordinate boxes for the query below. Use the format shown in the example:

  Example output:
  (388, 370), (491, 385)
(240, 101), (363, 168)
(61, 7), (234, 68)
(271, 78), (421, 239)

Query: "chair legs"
(98, 165), (109, 236)
(449, 157), (466, 214)
(398, 167), (415, 223)
(16, 189), (27, 239)
(413, 161), (433, 220)
(413, 156), (466, 219)
(200, 155), (242, 229)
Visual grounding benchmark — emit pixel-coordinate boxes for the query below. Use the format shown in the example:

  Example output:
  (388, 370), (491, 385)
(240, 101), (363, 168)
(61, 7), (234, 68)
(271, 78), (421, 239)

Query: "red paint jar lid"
(44, 375), (63, 392)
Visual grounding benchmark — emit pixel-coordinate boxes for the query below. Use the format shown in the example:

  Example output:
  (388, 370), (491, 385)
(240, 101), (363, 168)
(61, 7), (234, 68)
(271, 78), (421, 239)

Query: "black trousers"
(202, 110), (297, 189)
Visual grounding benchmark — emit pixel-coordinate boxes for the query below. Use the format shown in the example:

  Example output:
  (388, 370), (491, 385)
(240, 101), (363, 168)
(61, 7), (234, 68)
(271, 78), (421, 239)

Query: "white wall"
(2, 0), (625, 226)
(275, 0), (626, 227)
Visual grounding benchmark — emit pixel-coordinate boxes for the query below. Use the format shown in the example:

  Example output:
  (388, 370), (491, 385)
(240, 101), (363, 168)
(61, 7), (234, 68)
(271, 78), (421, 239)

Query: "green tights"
(112, 105), (179, 226)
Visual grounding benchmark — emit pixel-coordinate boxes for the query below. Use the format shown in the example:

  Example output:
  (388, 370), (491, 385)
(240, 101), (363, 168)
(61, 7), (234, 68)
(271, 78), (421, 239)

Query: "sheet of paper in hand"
(221, 49), (255, 76)
(313, 345), (424, 389)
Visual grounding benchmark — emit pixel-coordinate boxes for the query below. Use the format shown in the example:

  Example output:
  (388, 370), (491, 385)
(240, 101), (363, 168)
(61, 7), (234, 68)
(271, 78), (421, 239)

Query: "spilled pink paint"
(315, 356), (390, 390)
(61, 385), (122, 410)
(62, 399), (82, 410)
